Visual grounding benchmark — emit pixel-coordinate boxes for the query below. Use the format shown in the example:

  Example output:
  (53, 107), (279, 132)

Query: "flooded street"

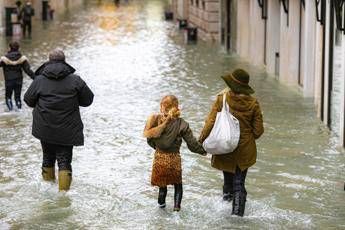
(0, 0), (345, 229)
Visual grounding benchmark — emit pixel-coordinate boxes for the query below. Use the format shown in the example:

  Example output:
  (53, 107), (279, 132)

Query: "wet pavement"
(0, 0), (345, 229)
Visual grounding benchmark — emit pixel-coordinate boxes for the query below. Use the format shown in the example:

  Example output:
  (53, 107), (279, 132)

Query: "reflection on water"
(0, 0), (345, 229)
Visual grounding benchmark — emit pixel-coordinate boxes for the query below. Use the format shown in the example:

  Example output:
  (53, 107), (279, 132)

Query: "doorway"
(225, 0), (231, 51)
(221, 0), (232, 51)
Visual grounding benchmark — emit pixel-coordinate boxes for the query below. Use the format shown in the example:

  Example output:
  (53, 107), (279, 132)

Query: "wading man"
(20, 1), (35, 38)
(24, 49), (94, 191)
(0, 41), (35, 111)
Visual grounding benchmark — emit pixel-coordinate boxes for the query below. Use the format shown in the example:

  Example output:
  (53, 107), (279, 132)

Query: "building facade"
(171, 0), (345, 147)
(321, 0), (345, 144)
(227, 0), (345, 147)
(171, 0), (189, 20)
(171, 0), (221, 41)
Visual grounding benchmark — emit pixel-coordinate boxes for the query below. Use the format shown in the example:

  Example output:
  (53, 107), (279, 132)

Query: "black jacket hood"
(35, 61), (76, 79)
(6, 51), (22, 61)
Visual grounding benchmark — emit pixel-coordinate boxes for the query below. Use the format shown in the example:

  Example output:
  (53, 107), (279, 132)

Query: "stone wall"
(172, 0), (188, 19)
(188, 0), (220, 41)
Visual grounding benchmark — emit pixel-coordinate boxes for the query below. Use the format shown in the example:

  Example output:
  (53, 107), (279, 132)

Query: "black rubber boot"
(158, 187), (167, 208)
(223, 171), (234, 202)
(223, 184), (234, 202)
(6, 98), (13, 111)
(173, 184), (183, 211)
(15, 99), (22, 109)
(231, 191), (246, 217)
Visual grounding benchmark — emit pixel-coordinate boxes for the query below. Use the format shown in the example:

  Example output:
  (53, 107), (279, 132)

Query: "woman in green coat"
(199, 69), (264, 217)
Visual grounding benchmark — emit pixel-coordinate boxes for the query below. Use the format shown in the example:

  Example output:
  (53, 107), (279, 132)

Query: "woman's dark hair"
(9, 41), (20, 51)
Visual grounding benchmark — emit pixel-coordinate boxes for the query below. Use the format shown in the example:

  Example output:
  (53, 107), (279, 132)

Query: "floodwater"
(0, 0), (344, 229)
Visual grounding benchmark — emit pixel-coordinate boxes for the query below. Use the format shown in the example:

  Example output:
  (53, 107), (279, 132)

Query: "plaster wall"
(266, 0), (280, 75)
(177, 0), (188, 19)
(248, 0), (265, 66)
(0, 1), (4, 32)
(236, 0), (249, 58)
(314, 24), (324, 117)
(302, 1), (317, 97)
(279, 0), (300, 85)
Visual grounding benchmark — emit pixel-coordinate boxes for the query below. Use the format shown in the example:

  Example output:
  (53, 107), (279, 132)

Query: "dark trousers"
(41, 141), (73, 171)
(223, 171), (234, 192)
(231, 167), (248, 216)
(5, 80), (22, 110)
(223, 167), (247, 194)
(158, 183), (183, 208)
(233, 167), (247, 194)
(22, 20), (32, 37)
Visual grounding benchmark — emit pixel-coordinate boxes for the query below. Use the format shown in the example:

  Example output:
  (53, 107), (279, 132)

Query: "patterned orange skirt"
(151, 150), (182, 187)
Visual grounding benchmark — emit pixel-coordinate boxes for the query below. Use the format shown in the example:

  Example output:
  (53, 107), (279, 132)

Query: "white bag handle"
(203, 92), (240, 154)
(222, 93), (229, 113)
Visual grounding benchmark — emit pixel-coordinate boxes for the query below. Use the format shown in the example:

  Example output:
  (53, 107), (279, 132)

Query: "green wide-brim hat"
(221, 69), (255, 95)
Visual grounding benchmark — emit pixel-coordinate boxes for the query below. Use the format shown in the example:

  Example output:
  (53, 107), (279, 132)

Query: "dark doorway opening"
(327, 0), (335, 129)
(225, 0), (232, 51)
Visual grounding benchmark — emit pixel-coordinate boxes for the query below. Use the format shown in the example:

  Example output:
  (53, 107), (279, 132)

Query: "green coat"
(199, 89), (264, 173)
(144, 115), (206, 155)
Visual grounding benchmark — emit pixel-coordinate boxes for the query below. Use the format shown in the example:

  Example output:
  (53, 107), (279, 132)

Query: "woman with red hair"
(144, 95), (206, 211)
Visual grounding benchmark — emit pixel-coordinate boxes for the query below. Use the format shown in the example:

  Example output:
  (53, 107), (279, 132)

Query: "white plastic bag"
(203, 93), (240, 155)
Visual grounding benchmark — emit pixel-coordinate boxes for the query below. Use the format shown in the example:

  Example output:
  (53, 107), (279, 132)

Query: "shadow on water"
(0, 0), (344, 229)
